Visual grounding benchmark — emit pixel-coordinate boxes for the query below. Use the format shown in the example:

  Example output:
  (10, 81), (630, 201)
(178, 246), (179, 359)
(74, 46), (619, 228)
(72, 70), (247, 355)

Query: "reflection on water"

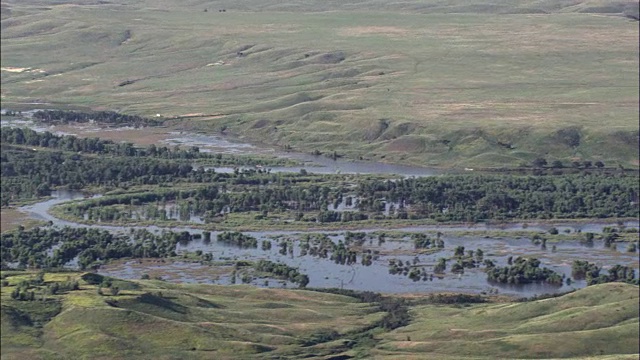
(96, 230), (638, 297)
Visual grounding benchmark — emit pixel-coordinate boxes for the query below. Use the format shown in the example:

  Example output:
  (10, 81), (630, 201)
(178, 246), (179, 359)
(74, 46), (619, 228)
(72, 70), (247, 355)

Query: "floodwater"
(165, 131), (442, 177)
(1, 114), (441, 177)
(19, 190), (640, 297)
(5, 113), (640, 296)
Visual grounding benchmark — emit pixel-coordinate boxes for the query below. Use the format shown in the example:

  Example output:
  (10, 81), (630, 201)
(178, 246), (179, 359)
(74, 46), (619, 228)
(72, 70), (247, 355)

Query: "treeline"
(1, 143), (300, 205)
(0, 146), (194, 205)
(0, 132), (314, 206)
(58, 182), (354, 223)
(264, 232), (379, 267)
(0, 227), (201, 270)
(1, 127), (290, 165)
(3, 128), (639, 226)
(32, 109), (163, 127)
(58, 172), (640, 226)
(217, 232), (258, 248)
(355, 174), (639, 221)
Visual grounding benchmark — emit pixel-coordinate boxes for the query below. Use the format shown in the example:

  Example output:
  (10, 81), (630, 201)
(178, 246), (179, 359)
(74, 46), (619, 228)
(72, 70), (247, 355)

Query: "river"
(4, 114), (640, 296)
(18, 189), (640, 297)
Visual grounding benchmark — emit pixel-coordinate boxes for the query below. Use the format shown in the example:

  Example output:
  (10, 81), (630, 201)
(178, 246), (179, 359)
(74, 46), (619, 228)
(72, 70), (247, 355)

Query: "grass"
(1, 271), (637, 359)
(1, 0), (638, 168)
(0, 271), (384, 359)
(372, 282), (639, 359)
(0, 208), (46, 233)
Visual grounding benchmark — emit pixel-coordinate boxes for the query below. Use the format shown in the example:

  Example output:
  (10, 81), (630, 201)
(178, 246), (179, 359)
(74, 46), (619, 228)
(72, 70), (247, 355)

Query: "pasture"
(1, 0), (638, 167)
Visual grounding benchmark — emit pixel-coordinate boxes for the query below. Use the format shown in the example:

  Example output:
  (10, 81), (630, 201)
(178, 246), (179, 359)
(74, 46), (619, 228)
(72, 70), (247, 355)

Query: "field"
(1, 2), (639, 358)
(374, 282), (639, 359)
(1, 0), (638, 167)
(0, 208), (44, 233)
(0, 271), (385, 359)
(1, 271), (638, 359)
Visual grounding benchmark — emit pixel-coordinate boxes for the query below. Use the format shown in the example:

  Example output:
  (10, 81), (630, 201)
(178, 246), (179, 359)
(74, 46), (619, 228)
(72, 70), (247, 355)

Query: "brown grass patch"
(257, 288), (318, 302)
(1, 208), (29, 232)
(50, 124), (171, 146)
(338, 26), (412, 37)
(385, 137), (425, 152)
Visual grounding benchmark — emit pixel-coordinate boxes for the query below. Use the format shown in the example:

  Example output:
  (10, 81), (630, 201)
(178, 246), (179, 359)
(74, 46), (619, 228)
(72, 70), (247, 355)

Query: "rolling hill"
(1, 271), (638, 359)
(1, 0), (638, 168)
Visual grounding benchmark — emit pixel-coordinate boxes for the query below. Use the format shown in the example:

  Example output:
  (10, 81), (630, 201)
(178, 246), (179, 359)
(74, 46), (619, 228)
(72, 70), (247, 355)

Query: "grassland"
(0, 208), (45, 233)
(1, 271), (637, 359)
(373, 282), (639, 359)
(1, 271), (385, 359)
(1, 0), (638, 168)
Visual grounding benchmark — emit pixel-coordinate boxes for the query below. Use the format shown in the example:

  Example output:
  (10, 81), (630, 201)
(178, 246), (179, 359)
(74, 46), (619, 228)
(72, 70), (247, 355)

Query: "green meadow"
(1, 271), (384, 359)
(373, 283), (639, 359)
(1, 271), (638, 359)
(2, 0), (638, 167)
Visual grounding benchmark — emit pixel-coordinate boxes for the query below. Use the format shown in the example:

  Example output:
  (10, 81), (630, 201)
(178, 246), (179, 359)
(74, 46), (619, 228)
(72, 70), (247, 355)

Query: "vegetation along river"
(3, 112), (638, 297)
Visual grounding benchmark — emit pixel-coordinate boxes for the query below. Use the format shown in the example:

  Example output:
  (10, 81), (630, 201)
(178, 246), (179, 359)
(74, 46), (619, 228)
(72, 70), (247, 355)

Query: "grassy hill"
(1, 0), (638, 168)
(1, 271), (385, 359)
(374, 282), (640, 359)
(1, 271), (638, 359)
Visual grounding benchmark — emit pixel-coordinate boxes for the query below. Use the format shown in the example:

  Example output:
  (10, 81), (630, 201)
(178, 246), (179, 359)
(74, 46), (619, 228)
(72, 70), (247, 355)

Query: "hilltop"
(1, 0), (638, 168)
(1, 271), (638, 359)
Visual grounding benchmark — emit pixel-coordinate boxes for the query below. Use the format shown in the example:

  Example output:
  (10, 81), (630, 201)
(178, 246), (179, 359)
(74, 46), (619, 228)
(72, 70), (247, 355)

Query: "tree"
(551, 160), (564, 168)
(453, 246), (465, 258)
(297, 274), (310, 288)
(434, 258), (447, 273)
(532, 158), (547, 168)
(594, 161), (605, 168)
(49, 282), (59, 295)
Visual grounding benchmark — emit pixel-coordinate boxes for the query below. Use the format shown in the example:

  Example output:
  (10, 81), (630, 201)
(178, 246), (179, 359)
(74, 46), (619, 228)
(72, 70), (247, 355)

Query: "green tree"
(532, 158), (547, 168)
(551, 160), (564, 168)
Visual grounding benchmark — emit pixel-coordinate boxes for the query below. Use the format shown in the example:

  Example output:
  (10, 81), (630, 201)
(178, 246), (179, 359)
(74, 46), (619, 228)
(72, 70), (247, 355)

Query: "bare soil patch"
(51, 124), (172, 146)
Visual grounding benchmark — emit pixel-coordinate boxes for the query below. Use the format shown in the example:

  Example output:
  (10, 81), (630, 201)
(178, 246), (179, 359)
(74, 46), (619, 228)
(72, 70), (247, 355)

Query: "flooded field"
(99, 230), (635, 296)
(5, 113), (639, 297)
(18, 190), (640, 297)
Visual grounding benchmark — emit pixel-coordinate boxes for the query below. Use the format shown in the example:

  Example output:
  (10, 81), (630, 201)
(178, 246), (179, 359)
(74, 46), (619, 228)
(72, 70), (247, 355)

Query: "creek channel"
(4, 115), (639, 296)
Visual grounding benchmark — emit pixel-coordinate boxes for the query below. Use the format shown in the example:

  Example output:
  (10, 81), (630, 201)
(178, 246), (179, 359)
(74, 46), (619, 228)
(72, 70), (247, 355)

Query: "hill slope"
(1, 271), (384, 359)
(1, 0), (638, 167)
(1, 271), (638, 359)
(374, 282), (640, 359)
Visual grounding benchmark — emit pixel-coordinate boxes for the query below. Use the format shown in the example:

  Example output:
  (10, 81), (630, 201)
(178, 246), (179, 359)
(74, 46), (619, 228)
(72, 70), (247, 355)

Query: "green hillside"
(1, 271), (385, 359)
(1, 271), (638, 359)
(374, 282), (640, 359)
(1, 0), (638, 167)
